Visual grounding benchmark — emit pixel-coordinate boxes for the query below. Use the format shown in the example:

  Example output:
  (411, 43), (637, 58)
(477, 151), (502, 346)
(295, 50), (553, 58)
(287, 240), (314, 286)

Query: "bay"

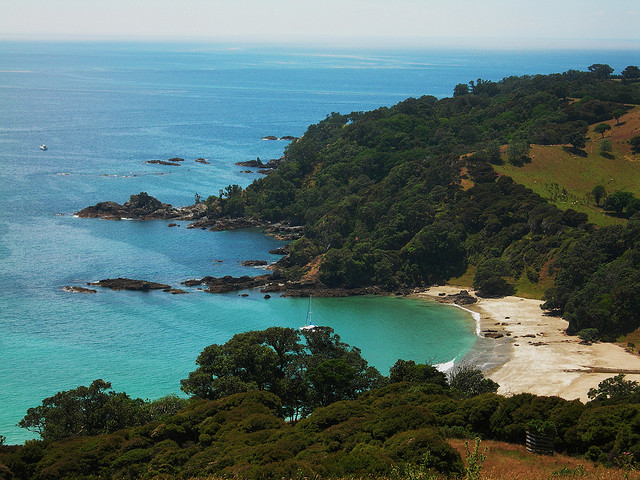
(0, 41), (637, 443)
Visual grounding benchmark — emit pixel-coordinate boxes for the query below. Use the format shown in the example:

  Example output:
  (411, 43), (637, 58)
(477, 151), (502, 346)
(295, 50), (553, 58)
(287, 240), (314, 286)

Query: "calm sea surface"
(0, 42), (637, 443)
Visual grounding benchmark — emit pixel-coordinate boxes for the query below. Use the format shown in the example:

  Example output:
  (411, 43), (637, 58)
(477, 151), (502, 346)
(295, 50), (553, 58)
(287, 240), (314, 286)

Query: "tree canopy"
(180, 326), (385, 418)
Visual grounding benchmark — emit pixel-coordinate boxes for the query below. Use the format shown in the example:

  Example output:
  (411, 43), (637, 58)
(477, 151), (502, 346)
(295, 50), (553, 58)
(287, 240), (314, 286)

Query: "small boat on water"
(39, 144), (47, 151)
(299, 296), (318, 331)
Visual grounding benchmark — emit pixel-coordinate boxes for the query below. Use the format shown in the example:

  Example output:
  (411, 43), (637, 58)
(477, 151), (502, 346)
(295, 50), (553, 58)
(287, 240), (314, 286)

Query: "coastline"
(417, 286), (640, 402)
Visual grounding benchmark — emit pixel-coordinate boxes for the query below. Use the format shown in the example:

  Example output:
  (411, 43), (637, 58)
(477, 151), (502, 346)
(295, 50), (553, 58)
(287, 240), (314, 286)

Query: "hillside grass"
(448, 438), (640, 480)
(494, 106), (640, 227)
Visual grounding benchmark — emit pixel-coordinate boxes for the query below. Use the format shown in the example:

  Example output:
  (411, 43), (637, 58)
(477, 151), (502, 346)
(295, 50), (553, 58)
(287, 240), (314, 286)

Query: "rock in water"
(88, 278), (171, 291)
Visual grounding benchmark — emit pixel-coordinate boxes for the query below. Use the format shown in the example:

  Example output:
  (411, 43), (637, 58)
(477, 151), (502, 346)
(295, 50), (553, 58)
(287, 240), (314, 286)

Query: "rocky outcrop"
(88, 278), (172, 291)
(269, 245), (290, 255)
(195, 158), (210, 164)
(264, 223), (304, 241)
(236, 156), (284, 173)
(146, 160), (181, 166)
(236, 157), (264, 167)
(186, 216), (268, 231)
(76, 193), (208, 221)
(435, 290), (478, 306)
(87, 278), (188, 294)
(183, 274), (274, 293)
(261, 135), (298, 141)
(242, 260), (268, 267)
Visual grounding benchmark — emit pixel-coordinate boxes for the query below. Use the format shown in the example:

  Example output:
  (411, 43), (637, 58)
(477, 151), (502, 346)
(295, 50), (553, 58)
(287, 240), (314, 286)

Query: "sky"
(1, 0), (639, 48)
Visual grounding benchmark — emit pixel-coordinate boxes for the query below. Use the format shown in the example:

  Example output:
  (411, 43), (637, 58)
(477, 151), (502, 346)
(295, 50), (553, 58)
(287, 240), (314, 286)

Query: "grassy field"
(448, 438), (640, 480)
(494, 106), (640, 227)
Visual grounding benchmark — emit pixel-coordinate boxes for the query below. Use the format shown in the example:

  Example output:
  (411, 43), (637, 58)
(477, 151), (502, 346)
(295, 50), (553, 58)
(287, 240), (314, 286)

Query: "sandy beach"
(418, 286), (640, 402)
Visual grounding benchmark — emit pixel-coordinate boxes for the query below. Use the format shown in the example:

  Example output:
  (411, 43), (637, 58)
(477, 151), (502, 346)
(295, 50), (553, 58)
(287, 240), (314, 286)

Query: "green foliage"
(473, 257), (515, 297)
(464, 437), (487, 480)
(603, 191), (635, 216)
(588, 64), (614, 80)
(622, 65), (640, 83)
(577, 328), (599, 343)
(631, 135), (640, 154)
(11, 372), (640, 477)
(17, 379), (148, 441)
(587, 374), (640, 403)
(506, 140), (530, 166)
(542, 221), (640, 338)
(233, 67), (637, 302)
(599, 139), (613, 156)
(180, 326), (383, 419)
(448, 363), (500, 398)
(594, 123), (612, 137)
(389, 360), (447, 387)
(526, 419), (557, 437)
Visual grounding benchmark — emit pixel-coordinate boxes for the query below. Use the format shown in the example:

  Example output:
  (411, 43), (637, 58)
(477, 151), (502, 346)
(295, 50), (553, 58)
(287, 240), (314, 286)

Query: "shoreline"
(417, 286), (640, 402)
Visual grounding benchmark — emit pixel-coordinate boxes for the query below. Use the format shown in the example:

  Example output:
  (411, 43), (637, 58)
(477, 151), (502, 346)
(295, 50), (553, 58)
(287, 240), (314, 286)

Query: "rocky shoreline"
(72, 192), (409, 298)
(68, 272), (416, 298)
(75, 192), (208, 221)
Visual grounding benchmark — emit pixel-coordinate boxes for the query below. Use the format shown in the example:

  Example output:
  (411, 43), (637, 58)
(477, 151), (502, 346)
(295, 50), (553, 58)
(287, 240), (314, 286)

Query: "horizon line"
(1, 34), (639, 51)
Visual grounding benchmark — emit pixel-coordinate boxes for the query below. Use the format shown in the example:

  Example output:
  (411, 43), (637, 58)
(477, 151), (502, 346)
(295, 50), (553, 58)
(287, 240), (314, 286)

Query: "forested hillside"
(202, 65), (640, 340)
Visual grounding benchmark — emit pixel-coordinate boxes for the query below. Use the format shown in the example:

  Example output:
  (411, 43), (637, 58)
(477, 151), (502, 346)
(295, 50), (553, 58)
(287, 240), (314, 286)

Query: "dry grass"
(447, 438), (640, 480)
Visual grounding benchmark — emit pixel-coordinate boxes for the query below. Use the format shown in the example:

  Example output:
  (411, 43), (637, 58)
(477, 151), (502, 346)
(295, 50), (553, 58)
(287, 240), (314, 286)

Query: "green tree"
(486, 140), (502, 164)
(613, 108), (626, 125)
(181, 326), (383, 417)
(506, 140), (529, 166)
(473, 258), (514, 297)
(591, 185), (606, 206)
(389, 359), (448, 387)
(594, 123), (612, 138)
(18, 380), (146, 441)
(603, 191), (635, 216)
(577, 328), (599, 343)
(599, 139), (613, 156)
(453, 83), (469, 96)
(622, 65), (640, 83)
(587, 374), (640, 403)
(565, 131), (586, 149)
(448, 363), (499, 397)
(588, 63), (614, 79)
(631, 135), (640, 154)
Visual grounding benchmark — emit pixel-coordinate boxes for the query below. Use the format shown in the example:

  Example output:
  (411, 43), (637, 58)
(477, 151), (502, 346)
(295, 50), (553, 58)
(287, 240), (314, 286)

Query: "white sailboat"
(299, 296), (317, 331)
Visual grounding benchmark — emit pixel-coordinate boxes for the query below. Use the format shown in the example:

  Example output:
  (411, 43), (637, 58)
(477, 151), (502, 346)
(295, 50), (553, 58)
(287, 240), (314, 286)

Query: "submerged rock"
(146, 160), (181, 166)
(64, 286), (97, 293)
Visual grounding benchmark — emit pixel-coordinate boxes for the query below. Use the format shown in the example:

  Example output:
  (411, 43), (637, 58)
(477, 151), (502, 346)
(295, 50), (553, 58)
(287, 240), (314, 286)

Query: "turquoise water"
(1, 42), (638, 444)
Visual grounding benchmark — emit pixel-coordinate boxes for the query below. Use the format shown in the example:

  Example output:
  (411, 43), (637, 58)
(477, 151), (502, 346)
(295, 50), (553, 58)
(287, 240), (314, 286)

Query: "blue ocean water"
(1, 42), (638, 444)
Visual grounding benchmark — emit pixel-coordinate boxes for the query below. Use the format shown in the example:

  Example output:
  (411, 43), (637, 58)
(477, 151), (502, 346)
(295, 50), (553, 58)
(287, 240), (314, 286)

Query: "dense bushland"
(202, 65), (640, 339)
(4, 371), (640, 479)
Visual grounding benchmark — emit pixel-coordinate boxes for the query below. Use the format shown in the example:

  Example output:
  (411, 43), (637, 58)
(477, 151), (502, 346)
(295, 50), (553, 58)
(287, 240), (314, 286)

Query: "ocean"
(0, 41), (637, 443)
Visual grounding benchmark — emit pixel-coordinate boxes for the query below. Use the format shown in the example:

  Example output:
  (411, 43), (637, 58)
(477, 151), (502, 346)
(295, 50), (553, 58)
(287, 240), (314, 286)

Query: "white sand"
(417, 286), (640, 402)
